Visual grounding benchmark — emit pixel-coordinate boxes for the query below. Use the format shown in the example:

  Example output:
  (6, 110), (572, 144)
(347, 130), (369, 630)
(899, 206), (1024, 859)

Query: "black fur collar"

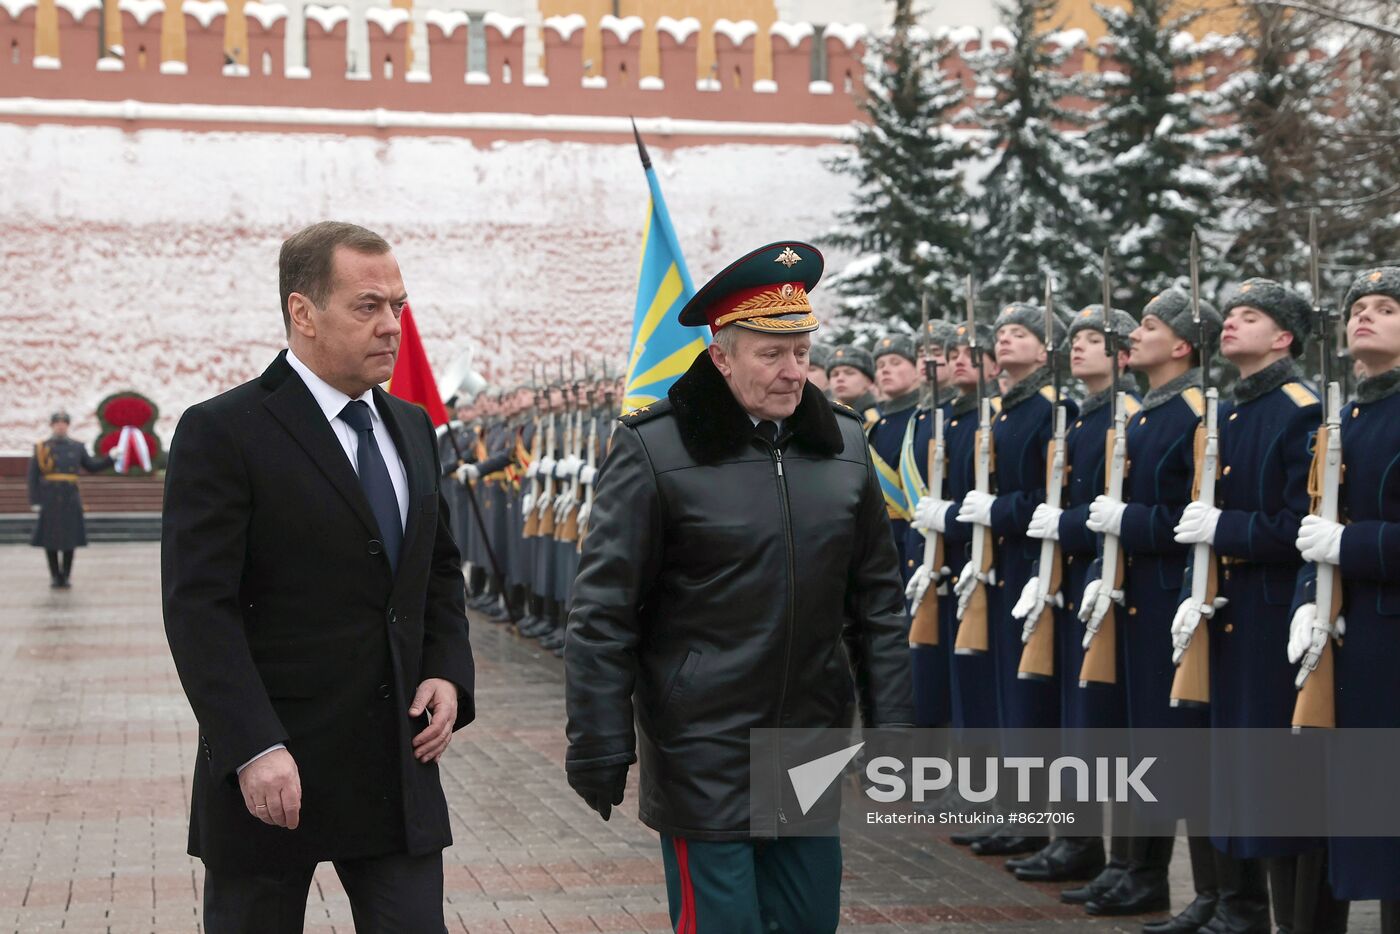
(667, 351), (845, 464)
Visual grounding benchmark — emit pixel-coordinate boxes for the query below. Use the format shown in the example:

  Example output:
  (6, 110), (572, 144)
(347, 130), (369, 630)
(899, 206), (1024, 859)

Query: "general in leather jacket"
(564, 351), (914, 840)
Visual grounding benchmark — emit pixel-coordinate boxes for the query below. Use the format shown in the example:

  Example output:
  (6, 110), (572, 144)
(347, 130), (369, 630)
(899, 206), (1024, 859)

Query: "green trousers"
(659, 835), (841, 934)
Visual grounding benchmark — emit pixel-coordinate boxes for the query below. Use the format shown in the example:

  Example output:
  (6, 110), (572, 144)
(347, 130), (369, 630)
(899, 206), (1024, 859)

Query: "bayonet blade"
(1189, 230), (1202, 326)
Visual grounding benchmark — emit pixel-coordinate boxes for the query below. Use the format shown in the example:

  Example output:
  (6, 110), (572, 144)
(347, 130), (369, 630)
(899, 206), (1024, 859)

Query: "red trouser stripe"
(674, 838), (696, 934)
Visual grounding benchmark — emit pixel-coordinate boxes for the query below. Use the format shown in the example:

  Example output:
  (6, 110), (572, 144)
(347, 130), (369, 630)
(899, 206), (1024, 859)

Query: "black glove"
(567, 764), (628, 821)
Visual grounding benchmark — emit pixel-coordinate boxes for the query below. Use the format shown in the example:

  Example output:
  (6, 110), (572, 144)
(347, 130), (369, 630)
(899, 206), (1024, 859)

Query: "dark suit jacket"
(161, 350), (475, 873)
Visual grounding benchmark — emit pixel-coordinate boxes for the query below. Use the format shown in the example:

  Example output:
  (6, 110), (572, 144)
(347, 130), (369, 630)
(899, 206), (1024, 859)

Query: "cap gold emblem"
(780, 283), (795, 299)
(1371, 270), (1384, 282)
(775, 247), (802, 268)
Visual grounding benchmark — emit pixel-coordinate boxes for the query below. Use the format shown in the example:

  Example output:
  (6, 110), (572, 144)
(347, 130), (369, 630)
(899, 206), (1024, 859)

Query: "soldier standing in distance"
(28, 411), (114, 588)
(869, 335), (924, 579)
(807, 343), (833, 396)
(828, 345), (880, 426)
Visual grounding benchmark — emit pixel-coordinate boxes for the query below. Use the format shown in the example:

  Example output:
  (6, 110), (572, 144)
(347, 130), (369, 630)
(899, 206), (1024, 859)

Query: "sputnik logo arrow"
(787, 742), (864, 815)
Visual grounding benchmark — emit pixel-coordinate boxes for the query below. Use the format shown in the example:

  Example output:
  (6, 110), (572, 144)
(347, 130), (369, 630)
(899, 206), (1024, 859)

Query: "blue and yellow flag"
(623, 123), (708, 412)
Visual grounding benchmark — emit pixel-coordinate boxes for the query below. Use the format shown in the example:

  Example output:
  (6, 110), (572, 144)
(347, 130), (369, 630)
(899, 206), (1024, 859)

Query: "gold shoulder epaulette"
(991, 397), (1004, 414)
(1038, 385), (1057, 403)
(1124, 395), (1143, 416)
(618, 399), (672, 426)
(1181, 387), (1205, 417)
(1282, 382), (1320, 408)
(831, 400), (863, 421)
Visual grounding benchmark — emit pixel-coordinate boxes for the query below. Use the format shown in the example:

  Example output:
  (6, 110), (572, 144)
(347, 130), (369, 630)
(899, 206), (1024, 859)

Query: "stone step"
(0, 513), (162, 545)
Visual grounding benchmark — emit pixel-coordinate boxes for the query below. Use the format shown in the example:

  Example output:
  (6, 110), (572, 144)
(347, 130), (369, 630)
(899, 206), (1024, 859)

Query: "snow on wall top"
(713, 18), (758, 47)
(655, 15), (700, 44)
(769, 21), (815, 48)
(183, 0), (229, 29)
(823, 22), (867, 50)
(481, 11), (523, 39)
(542, 13), (585, 42)
(243, 1), (287, 29)
(53, 0), (101, 21)
(304, 3), (348, 32)
(0, 0), (36, 19)
(424, 9), (468, 37)
(599, 14), (644, 44)
(365, 6), (409, 34)
(117, 0), (164, 26)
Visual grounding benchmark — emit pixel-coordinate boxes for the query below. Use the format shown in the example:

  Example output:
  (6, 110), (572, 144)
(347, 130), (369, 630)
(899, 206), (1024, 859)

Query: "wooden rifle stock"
(1293, 399), (1342, 730)
(1019, 431), (1065, 680)
(955, 415), (994, 655)
(910, 421), (945, 646)
(1170, 414), (1217, 709)
(1079, 416), (1125, 687)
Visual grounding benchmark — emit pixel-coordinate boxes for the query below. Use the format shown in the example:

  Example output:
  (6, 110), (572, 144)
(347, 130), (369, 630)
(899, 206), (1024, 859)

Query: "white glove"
(559, 455), (582, 477)
(536, 492), (553, 517)
(556, 493), (576, 521)
(1297, 515), (1344, 566)
(31, 504), (41, 512)
(1288, 603), (1347, 666)
(525, 461), (540, 479)
(957, 490), (996, 528)
(1078, 579), (1101, 623)
(538, 456), (556, 477)
(579, 465), (598, 486)
(1078, 577), (1121, 646)
(912, 497), (952, 534)
(1027, 504), (1062, 541)
(455, 463), (480, 484)
(905, 564), (933, 613)
(1087, 495), (1127, 536)
(954, 560), (985, 619)
(1012, 576), (1039, 621)
(576, 500), (592, 532)
(521, 493), (535, 516)
(1174, 501), (1222, 545)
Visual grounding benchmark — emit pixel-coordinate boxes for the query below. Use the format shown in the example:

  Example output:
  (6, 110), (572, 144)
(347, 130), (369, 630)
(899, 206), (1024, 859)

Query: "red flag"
(388, 303), (449, 428)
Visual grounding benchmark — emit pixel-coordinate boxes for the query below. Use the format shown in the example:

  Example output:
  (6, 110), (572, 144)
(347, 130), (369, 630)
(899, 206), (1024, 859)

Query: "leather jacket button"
(379, 684), (392, 699)
(368, 539), (382, 555)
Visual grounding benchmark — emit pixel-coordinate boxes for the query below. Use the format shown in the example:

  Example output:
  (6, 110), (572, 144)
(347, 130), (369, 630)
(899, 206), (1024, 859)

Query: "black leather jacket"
(564, 352), (913, 840)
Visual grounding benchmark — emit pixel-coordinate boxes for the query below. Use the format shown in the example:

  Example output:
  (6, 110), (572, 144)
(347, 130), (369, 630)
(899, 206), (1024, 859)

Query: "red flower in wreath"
(95, 390), (162, 474)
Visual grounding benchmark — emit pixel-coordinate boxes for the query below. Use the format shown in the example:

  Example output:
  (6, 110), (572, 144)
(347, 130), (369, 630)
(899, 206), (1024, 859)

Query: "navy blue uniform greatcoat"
(1117, 377), (1209, 730)
(28, 436), (113, 550)
(1323, 376), (1400, 900)
(1209, 371), (1320, 858)
(988, 372), (1076, 729)
(903, 403), (952, 727)
(1056, 391), (1139, 729)
(936, 394), (1000, 730)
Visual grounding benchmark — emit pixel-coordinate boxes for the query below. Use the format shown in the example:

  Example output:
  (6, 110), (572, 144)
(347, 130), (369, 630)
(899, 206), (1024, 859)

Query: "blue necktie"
(339, 400), (402, 571)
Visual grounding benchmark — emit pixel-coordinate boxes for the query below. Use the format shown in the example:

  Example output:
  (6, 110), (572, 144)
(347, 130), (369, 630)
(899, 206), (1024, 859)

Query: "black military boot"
(1279, 850), (1350, 934)
(1015, 836), (1106, 883)
(467, 565), (488, 600)
(1145, 835), (1219, 933)
(46, 549), (62, 587)
(1063, 835), (1130, 904)
(58, 549), (74, 586)
(972, 833), (1048, 857)
(950, 831), (992, 846)
(1007, 838), (1056, 872)
(1085, 836), (1172, 917)
(518, 595), (552, 637)
(1198, 852), (1269, 933)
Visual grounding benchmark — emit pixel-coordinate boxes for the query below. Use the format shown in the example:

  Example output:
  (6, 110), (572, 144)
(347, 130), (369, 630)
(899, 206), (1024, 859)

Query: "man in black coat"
(161, 221), (475, 933)
(563, 241), (913, 934)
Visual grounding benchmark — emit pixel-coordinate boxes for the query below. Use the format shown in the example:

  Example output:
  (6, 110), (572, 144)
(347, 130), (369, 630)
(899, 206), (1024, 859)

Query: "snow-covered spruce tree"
(823, 20), (983, 339)
(1083, 0), (1222, 313)
(972, 0), (1102, 308)
(1215, 3), (1347, 288)
(1329, 18), (1400, 282)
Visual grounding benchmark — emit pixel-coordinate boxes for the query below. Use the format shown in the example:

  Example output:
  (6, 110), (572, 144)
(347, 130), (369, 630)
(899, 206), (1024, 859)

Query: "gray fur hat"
(1143, 287), (1222, 348)
(946, 321), (996, 357)
(828, 344), (875, 380)
(808, 343), (834, 371)
(1342, 267), (1400, 316)
(873, 334), (918, 365)
(1219, 278), (1311, 357)
(993, 301), (1067, 349)
(922, 319), (960, 349)
(1068, 304), (1139, 342)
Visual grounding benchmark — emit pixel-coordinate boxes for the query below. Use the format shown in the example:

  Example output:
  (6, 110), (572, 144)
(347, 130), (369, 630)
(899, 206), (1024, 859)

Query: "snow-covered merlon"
(656, 16), (700, 45)
(598, 14), (643, 44)
(50, 0), (100, 21)
(713, 18), (758, 47)
(542, 13), (584, 43)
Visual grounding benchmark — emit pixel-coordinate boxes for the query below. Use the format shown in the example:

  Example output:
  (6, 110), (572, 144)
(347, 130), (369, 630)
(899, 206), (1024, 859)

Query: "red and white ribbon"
(113, 425), (152, 474)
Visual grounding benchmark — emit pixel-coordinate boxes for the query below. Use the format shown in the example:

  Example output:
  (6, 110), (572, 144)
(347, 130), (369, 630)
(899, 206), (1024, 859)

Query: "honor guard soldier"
(909, 320), (1002, 844)
(899, 319), (959, 726)
(1292, 268), (1400, 930)
(1170, 279), (1344, 934)
(869, 334), (923, 577)
(440, 398), (478, 578)
(1080, 287), (1220, 917)
(828, 345), (880, 426)
(28, 410), (114, 587)
(564, 241), (912, 933)
(1015, 304), (1139, 889)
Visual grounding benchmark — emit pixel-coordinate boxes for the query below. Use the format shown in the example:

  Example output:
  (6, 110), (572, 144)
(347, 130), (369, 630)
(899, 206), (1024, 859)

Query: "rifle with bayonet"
(558, 355), (584, 542)
(536, 369), (560, 537)
(576, 363), (600, 549)
(1080, 249), (1124, 686)
(522, 366), (544, 538)
(1168, 231), (1218, 708)
(1019, 276), (1065, 680)
(955, 275), (994, 655)
(910, 292), (945, 647)
(1294, 211), (1342, 729)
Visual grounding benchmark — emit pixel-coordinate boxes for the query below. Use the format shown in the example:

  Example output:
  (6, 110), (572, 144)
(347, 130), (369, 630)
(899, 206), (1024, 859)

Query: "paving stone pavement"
(0, 544), (1381, 933)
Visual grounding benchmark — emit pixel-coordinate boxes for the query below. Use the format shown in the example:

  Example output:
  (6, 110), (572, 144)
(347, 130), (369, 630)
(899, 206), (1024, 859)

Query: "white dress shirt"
(239, 349), (410, 776)
(285, 347), (409, 531)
